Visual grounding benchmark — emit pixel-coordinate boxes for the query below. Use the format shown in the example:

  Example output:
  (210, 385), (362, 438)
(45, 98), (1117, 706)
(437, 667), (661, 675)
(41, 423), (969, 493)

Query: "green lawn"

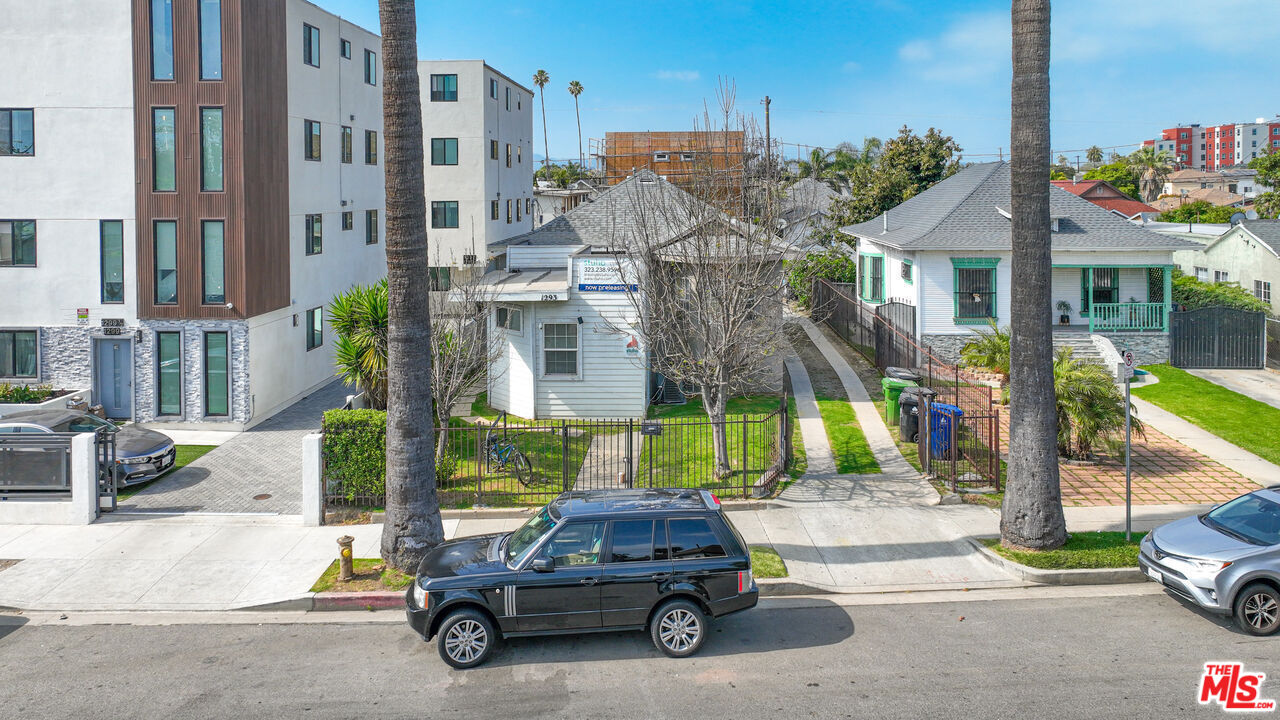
(638, 395), (785, 497)
(814, 395), (879, 474)
(309, 558), (414, 593)
(1133, 364), (1280, 466)
(647, 394), (785, 419)
(786, 397), (807, 480)
(117, 444), (216, 500)
(981, 531), (1146, 569)
(750, 545), (788, 578)
(432, 424), (592, 507)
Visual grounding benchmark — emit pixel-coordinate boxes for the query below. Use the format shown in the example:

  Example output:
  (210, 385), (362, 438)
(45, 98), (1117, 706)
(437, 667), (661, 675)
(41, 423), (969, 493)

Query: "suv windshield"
(1203, 493), (1280, 546)
(506, 507), (556, 565)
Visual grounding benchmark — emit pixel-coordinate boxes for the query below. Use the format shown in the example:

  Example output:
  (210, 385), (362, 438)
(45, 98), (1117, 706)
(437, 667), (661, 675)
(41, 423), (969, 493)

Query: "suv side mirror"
(530, 557), (554, 573)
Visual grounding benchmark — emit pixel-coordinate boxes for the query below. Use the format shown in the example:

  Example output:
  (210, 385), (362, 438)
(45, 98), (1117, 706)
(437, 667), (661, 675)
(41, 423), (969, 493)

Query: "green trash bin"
(881, 377), (918, 424)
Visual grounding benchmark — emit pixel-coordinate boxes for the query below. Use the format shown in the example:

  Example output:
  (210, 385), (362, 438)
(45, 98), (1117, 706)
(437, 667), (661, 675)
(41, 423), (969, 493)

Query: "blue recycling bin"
(928, 403), (964, 458)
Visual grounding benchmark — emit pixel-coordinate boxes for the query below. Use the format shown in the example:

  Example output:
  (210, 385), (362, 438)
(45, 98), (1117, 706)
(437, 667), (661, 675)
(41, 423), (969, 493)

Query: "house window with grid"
(430, 74), (457, 102)
(496, 306), (522, 332)
(1214, 270), (1230, 283)
(858, 253), (883, 303)
(431, 201), (458, 229)
(1255, 280), (1272, 304)
(953, 258), (999, 322)
(543, 323), (578, 376)
(305, 214), (322, 255)
(341, 211), (353, 231)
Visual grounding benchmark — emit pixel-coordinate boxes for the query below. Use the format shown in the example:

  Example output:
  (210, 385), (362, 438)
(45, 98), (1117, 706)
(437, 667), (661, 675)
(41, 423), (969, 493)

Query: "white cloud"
(842, 60), (862, 74)
(653, 70), (700, 82)
(897, 41), (933, 63)
(896, 12), (1008, 83)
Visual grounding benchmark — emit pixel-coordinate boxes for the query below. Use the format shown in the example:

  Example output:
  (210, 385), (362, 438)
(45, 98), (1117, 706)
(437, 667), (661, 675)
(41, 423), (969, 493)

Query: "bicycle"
(484, 416), (534, 487)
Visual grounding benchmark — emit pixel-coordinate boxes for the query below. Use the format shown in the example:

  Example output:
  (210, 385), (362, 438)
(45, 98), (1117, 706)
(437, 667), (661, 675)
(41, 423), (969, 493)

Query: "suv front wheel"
(651, 599), (706, 658)
(437, 608), (497, 669)
(1234, 583), (1280, 636)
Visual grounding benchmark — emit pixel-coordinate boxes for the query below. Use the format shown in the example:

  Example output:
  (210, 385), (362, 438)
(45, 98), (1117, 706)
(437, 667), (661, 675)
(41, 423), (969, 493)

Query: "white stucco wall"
(1187, 227), (1280, 315)
(0, 1), (137, 330)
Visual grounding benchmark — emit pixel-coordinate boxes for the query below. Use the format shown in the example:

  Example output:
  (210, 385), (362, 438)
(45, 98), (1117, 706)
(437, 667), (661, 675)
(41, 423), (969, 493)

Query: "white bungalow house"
(1165, 219), (1280, 315)
(839, 162), (1202, 365)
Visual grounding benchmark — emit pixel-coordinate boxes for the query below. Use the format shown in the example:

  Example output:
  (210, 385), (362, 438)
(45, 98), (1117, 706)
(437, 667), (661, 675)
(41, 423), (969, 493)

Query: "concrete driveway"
(1188, 368), (1280, 407)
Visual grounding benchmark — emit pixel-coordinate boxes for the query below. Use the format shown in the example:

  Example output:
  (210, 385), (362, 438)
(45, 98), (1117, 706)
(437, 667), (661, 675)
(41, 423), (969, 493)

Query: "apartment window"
(153, 221), (177, 304)
(155, 331), (182, 416)
(517, 146), (522, 164)
(428, 267), (451, 292)
(1180, 132), (1187, 139)
(100, 221), (124, 303)
(431, 137), (458, 165)
(516, 200), (522, 222)
(901, 259), (913, 284)
(543, 323), (579, 376)
(364, 50), (377, 85)
(952, 259), (999, 321)
(341, 126), (352, 163)
(365, 130), (378, 164)
(490, 78), (498, 99)
(341, 211), (353, 231)
(506, 199), (512, 223)
(201, 108), (223, 191)
(203, 332), (229, 416)
(858, 253), (884, 303)
(340, 39), (351, 59)
(1214, 270), (1230, 283)
(202, 220), (224, 304)
(525, 198), (532, 214)
(305, 214), (322, 255)
(303, 23), (320, 67)
(505, 87), (511, 111)
(0, 221), (36, 267)
(1253, 128), (1259, 135)
(430, 74), (457, 102)
(198, 0), (222, 80)
(304, 119), (321, 161)
(1256, 280), (1273, 304)
(0, 109), (34, 156)
(153, 108), (176, 191)
(151, 0), (175, 80)
(506, 143), (512, 168)
(490, 200), (499, 220)
(680, 152), (695, 161)
(490, 140), (498, 160)
(0, 331), (38, 379)
(365, 209), (378, 244)
(496, 306), (522, 332)
(305, 308), (323, 350)
(654, 152), (670, 162)
(431, 201), (459, 229)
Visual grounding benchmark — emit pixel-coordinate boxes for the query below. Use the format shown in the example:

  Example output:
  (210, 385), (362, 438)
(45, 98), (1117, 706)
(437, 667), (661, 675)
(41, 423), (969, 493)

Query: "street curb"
(756, 578), (831, 596)
(967, 537), (1145, 586)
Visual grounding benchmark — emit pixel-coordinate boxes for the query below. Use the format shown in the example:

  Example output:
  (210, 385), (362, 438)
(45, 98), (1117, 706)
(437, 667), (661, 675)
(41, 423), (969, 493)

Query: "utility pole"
(762, 95), (772, 178)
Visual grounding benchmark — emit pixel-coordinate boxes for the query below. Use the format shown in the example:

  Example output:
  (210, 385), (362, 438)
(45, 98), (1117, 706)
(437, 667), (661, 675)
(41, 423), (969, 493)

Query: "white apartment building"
(418, 60), (534, 285)
(0, 0), (386, 429)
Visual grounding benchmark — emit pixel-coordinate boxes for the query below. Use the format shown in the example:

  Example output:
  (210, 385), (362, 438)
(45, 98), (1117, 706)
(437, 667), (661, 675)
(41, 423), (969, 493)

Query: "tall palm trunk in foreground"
(1002, 0), (1067, 550)
(378, 0), (443, 572)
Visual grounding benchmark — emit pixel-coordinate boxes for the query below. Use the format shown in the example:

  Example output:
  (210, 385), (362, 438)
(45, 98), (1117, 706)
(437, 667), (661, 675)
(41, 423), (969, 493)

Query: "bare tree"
(610, 88), (792, 476)
(378, 0), (443, 572)
(1003, 0), (1067, 550)
(428, 260), (504, 457)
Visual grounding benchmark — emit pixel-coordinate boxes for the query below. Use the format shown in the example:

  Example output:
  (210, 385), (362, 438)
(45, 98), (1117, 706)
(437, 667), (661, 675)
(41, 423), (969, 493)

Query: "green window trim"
(858, 252), (885, 304)
(951, 257), (999, 323)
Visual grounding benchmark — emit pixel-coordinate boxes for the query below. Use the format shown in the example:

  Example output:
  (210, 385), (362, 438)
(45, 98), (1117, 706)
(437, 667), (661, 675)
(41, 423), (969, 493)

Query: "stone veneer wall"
(134, 320), (251, 424)
(919, 334), (969, 365)
(1096, 332), (1170, 366)
(38, 327), (95, 389)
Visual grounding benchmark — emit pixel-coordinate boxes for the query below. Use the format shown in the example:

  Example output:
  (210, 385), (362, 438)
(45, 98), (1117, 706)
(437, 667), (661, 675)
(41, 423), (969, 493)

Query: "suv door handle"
(579, 577), (598, 586)
(651, 573), (670, 581)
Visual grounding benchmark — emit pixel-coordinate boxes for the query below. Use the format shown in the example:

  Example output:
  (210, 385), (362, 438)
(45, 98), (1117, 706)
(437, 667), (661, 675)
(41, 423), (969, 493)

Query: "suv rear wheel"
(651, 599), (706, 658)
(437, 608), (497, 669)
(1235, 583), (1280, 636)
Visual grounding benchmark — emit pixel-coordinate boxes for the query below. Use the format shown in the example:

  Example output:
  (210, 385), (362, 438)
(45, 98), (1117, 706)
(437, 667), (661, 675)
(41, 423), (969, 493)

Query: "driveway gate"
(1170, 307), (1265, 369)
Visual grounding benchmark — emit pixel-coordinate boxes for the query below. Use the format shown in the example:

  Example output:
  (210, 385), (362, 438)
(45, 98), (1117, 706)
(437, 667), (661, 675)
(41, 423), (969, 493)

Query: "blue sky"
(325, 0), (1280, 166)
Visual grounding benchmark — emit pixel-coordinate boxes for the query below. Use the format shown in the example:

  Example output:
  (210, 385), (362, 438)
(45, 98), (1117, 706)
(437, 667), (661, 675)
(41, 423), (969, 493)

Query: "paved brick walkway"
(119, 381), (350, 515)
(997, 413), (1258, 507)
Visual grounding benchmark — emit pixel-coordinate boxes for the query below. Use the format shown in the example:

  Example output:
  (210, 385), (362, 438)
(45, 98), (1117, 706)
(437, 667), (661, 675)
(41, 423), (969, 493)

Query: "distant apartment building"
(0, 0), (386, 429)
(417, 60), (534, 283)
(1145, 116), (1280, 170)
(595, 131), (750, 193)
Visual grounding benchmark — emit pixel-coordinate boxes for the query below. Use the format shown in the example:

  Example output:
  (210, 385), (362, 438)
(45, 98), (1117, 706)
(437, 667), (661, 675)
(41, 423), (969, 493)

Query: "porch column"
(1087, 268), (1094, 333)
(1162, 264), (1173, 331)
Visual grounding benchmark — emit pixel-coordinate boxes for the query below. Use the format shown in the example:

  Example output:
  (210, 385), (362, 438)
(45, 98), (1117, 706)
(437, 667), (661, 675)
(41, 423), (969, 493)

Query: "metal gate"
(1170, 307), (1266, 369)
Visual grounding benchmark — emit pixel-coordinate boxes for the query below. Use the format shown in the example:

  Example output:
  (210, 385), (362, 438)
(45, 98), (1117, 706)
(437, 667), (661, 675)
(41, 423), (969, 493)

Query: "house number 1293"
(541, 294), (561, 301)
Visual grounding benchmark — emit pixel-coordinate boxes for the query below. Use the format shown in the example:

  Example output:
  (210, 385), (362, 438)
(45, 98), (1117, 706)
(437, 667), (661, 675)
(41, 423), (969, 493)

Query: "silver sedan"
(1140, 487), (1280, 635)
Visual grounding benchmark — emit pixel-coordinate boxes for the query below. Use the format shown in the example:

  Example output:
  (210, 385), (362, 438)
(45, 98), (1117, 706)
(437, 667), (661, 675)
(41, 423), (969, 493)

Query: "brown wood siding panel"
(131, 0), (287, 320)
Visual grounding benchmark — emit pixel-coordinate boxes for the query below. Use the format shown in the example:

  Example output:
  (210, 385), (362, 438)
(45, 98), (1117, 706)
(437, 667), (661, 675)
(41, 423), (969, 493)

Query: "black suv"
(406, 489), (759, 668)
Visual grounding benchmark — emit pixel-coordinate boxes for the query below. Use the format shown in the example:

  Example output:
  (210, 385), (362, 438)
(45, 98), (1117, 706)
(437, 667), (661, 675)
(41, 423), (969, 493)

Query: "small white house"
(839, 162), (1202, 364)
(1165, 220), (1280, 314)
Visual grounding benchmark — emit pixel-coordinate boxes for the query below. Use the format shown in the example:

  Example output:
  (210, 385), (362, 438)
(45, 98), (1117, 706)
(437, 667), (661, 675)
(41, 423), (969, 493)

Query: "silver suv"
(1140, 486), (1280, 635)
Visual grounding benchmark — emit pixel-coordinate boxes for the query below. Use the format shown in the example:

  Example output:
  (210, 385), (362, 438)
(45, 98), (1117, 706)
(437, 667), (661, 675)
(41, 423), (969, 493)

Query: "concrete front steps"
(1052, 330), (1103, 363)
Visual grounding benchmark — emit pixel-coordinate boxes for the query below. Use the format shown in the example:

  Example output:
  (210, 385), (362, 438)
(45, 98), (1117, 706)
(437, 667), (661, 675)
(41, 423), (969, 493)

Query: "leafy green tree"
(534, 162), (589, 188)
(1248, 148), (1280, 187)
(1157, 200), (1241, 224)
(784, 249), (858, 308)
(1254, 192), (1280, 220)
(1086, 145), (1103, 164)
(1082, 161), (1139, 200)
(1172, 268), (1272, 315)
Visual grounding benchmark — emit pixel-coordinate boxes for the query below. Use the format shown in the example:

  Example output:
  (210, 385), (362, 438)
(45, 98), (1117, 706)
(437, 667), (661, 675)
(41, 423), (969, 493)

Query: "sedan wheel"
(437, 609), (497, 669)
(651, 599), (706, 658)
(1235, 583), (1280, 636)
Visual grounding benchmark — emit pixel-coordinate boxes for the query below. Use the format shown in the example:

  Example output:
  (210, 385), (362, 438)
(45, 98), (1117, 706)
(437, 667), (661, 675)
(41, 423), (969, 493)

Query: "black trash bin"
(898, 386), (938, 443)
(885, 366), (924, 383)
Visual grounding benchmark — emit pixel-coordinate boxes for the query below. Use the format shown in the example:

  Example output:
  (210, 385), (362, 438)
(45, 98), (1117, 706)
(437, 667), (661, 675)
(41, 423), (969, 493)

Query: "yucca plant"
(959, 321), (1011, 377)
(1052, 346), (1143, 459)
(330, 280), (389, 410)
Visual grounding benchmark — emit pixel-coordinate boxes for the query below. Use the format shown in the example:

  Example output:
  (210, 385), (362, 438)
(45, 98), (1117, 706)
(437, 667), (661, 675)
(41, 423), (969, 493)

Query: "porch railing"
(1089, 302), (1166, 332)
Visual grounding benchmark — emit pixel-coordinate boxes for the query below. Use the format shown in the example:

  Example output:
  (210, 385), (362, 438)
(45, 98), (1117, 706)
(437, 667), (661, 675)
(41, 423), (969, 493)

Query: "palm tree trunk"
(1002, 0), (1067, 550)
(378, 0), (443, 573)
(540, 88), (550, 176)
(574, 96), (583, 171)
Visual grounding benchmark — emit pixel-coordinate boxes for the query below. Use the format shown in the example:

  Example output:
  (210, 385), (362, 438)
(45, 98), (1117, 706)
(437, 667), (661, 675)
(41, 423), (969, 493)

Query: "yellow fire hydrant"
(337, 535), (355, 581)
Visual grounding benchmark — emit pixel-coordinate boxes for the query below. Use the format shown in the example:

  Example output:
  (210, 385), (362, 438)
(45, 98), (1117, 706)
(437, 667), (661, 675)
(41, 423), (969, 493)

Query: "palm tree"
(791, 147), (843, 191)
(1004, 0), (1067, 551)
(330, 280), (389, 409)
(1053, 347), (1144, 460)
(1086, 145), (1103, 164)
(1127, 146), (1174, 203)
(533, 69), (550, 176)
(568, 80), (584, 170)
(376, 0), (443, 573)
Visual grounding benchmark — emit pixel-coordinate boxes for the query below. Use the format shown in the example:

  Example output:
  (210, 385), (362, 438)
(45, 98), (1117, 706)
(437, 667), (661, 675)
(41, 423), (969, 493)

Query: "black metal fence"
(1266, 319), (1279, 372)
(323, 400), (792, 509)
(1170, 306), (1266, 369)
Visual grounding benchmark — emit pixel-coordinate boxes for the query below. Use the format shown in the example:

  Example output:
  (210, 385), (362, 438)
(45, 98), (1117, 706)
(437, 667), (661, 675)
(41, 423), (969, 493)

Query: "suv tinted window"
(668, 518), (726, 560)
(542, 521), (604, 567)
(609, 520), (654, 563)
(654, 518), (668, 560)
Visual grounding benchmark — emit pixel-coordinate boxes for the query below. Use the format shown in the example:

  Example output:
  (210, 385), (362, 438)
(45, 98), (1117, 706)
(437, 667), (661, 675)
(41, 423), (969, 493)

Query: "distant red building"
(1051, 180), (1157, 218)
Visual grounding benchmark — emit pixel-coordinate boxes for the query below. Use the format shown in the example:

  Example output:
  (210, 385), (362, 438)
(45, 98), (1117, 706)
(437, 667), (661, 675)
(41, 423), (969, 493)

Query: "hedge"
(1172, 270), (1272, 315)
(322, 408), (387, 501)
(785, 249), (858, 308)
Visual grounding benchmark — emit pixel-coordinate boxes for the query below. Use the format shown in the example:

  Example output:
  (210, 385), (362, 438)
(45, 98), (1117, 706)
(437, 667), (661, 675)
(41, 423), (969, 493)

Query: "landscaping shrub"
(785, 249), (858, 308)
(0, 383), (55, 404)
(435, 450), (460, 487)
(959, 321), (1011, 377)
(1172, 268), (1272, 315)
(322, 408), (387, 501)
(1053, 347), (1142, 459)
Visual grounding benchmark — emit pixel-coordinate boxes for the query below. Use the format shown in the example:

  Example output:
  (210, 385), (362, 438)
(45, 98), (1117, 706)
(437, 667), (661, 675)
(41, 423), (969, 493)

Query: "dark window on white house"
(0, 109), (35, 156)
(302, 23), (320, 67)
(305, 214), (322, 255)
(431, 201), (458, 228)
(431, 138), (458, 165)
(304, 119), (321, 160)
(0, 220), (37, 267)
(365, 210), (378, 245)
(306, 308), (323, 350)
(0, 330), (38, 379)
(364, 49), (377, 85)
(100, 221), (124, 303)
(430, 74), (457, 101)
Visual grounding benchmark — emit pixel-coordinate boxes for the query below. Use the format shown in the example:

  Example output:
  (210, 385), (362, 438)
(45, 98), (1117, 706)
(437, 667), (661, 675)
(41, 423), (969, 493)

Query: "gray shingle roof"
(780, 177), (840, 223)
(1239, 219), (1280, 256)
(494, 170), (712, 249)
(839, 162), (1200, 251)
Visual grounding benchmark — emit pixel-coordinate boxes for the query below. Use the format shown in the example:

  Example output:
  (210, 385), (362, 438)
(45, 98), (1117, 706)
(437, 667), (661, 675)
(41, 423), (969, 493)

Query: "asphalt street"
(1, 589), (1276, 719)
